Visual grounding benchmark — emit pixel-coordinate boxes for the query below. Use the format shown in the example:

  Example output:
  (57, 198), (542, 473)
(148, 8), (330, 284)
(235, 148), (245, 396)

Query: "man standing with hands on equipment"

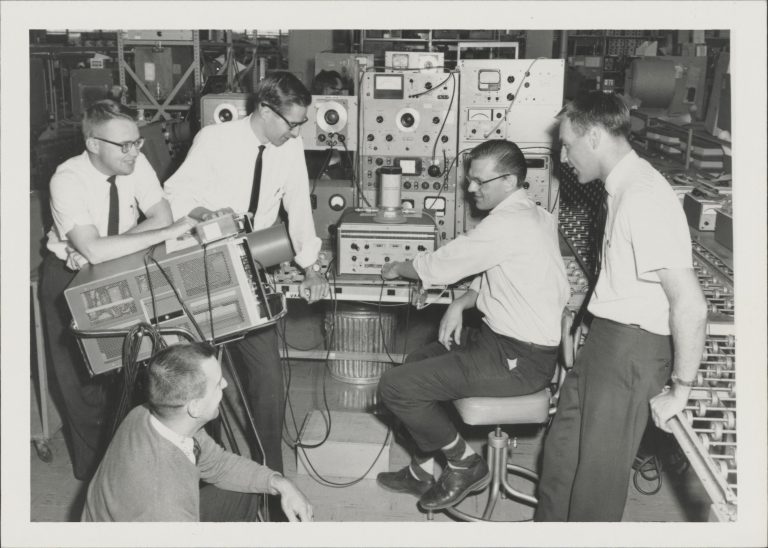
(164, 73), (328, 516)
(535, 91), (708, 522)
(41, 99), (195, 480)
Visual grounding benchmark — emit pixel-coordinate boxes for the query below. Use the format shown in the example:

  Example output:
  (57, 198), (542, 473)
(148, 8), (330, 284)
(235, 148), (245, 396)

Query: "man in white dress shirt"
(41, 100), (194, 479)
(535, 91), (707, 521)
(164, 74), (328, 516)
(376, 139), (570, 511)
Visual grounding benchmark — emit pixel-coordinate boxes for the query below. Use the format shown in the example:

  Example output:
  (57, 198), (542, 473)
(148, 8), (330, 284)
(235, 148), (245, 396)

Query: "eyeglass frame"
(261, 103), (309, 130)
(91, 136), (145, 154)
(466, 173), (512, 187)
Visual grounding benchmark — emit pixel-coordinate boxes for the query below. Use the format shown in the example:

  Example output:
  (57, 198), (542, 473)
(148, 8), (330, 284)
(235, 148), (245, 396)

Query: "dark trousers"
(39, 253), (115, 480)
(231, 325), (285, 474)
(378, 323), (558, 453)
(199, 484), (260, 522)
(535, 317), (672, 522)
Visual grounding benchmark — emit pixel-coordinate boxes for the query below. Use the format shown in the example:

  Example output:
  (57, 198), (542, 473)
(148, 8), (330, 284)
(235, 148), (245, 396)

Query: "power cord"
(632, 454), (663, 496)
(278, 265), (396, 487)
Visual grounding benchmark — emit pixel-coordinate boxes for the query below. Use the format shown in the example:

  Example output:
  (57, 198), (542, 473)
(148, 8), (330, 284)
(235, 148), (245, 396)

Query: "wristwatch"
(670, 372), (696, 387)
(308, 262), (321, 273)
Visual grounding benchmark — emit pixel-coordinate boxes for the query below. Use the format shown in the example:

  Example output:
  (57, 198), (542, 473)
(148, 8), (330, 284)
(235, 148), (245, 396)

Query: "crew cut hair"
(147, 343), (216, 418)
(467, 139), (527, 188)
(81, 99), (135, 140)
(558, 91), (631, 138)
(248, 71), (312, 114)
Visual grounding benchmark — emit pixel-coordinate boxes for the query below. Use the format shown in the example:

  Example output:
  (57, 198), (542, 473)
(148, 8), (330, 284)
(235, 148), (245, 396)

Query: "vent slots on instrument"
(360, 71), (459, 242)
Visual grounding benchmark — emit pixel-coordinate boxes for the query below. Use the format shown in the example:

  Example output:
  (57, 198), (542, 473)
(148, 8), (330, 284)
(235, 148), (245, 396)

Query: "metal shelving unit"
(358, 30), (525, 69)
(117, 30), (202, 122)
(566, 30), (667, 93)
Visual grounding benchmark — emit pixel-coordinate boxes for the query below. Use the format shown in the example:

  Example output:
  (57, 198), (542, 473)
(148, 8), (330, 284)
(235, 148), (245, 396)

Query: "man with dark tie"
(164, 73), (329, 513)
(82, 343), (313, 522)
(41, 99), (195, 480)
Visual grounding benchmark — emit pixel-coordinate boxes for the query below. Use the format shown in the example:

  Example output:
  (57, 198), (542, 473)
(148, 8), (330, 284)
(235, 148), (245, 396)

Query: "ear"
(505, 174), (519, 190)
(84, 137), (99, 154)
(186, 399), (202, 420)
(587, 126), (602, 150)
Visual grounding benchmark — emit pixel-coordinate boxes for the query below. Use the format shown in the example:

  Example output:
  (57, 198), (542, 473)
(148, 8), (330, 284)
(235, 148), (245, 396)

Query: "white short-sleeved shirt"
(413, 190), (570, 346)
(589, 150), (693, 335)
(46, 151), (165, 261)
(163, 115), (321, 269)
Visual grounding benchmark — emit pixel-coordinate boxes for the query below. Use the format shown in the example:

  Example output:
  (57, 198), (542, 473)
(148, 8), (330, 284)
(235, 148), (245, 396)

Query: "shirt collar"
(80, 150), (116, 184)
(245, 113), (271, 149)
(489, 187), (529, 215)
(149, 412), (196, 464)
(604, 149), (638, 197)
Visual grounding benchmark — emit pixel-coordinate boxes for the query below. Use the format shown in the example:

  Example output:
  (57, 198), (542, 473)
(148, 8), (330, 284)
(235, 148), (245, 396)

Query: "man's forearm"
(77, 227), (175, 264)
(455, 288), (479, 310)
(669, 297), (708, 397)
(126, 199), (175, 234)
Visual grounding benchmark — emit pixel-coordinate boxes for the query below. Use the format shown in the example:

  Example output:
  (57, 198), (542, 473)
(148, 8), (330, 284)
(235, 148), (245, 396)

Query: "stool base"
(427, 426), (538, 522)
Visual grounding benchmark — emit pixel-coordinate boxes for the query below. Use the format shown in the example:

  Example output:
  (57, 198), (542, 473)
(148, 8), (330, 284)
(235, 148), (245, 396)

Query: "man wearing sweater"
(82, 343), (313, 522)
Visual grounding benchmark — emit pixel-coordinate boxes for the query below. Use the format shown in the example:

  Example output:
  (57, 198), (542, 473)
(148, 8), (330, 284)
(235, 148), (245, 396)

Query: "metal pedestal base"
(428, 427), (539, 522)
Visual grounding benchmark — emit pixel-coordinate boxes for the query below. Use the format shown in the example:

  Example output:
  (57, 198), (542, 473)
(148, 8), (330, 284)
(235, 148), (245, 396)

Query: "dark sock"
(442, 436), (472, 467)
(408, 461), (434, 482)
(451, 453), (482, 469)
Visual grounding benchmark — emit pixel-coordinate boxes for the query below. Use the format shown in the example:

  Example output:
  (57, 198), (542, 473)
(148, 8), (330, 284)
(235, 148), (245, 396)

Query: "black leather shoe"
(419, 456), (490, 510)
(377, 466), (435, 497)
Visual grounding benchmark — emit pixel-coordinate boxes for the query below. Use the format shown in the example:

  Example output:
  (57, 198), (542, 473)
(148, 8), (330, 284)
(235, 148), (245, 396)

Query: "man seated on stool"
(82, 343), (313, 522)
(377, 139), (570, 511)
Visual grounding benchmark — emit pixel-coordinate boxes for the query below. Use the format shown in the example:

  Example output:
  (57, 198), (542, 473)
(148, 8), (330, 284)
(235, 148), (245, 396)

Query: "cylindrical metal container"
(378, 165), (402, 209)
(324, 303), (397, 384)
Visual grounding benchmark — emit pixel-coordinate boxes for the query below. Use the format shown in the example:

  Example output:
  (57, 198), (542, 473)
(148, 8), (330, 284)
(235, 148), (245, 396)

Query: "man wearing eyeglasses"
(164, 72), (327, 519)
(41, 99), (196, 480)
(376, 139), (570, 511)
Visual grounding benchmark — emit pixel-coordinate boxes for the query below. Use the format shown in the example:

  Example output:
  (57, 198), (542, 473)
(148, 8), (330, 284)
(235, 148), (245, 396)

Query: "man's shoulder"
(52, 152), (88, 178)
(50, 154), (91, 195)
(196, 118), (244, 141)
(110, 405), (151, 440)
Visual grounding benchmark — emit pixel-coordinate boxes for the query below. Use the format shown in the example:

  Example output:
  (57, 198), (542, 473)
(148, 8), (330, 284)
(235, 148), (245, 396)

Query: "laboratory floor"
(30, 301), (711, 523)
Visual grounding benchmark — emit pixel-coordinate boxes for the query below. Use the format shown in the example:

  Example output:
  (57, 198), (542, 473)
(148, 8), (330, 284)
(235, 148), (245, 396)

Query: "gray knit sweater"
(82, 405), (279, 521)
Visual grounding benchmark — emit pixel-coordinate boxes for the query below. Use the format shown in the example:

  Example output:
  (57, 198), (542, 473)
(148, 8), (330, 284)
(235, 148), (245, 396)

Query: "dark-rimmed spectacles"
(261, 103), (308, 130)
(467, 173), (511, 187)
(92, 137), (145, 154)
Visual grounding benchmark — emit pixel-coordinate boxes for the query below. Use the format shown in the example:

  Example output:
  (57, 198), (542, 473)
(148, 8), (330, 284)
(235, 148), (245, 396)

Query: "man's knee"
(377, 367), (397, 404)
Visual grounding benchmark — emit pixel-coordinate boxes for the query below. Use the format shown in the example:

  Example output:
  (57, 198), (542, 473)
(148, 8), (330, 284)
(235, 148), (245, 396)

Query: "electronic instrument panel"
(359, 71), (460, 242)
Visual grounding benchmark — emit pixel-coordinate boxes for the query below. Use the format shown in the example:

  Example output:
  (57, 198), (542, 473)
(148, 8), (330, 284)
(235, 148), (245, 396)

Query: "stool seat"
(454, 389), (551, 426)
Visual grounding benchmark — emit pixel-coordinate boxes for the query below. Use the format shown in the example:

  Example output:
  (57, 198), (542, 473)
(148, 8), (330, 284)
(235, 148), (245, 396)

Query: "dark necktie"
(193, 438), (201, 464)
(107, 175), (119, 236)
(592, 188), (609, 283)
(248, 145), (266, 216)
(571, 187), (609, 334)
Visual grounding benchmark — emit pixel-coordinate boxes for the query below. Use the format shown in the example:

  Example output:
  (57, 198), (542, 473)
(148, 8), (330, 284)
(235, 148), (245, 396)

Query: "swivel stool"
(428, 310), (579, 521)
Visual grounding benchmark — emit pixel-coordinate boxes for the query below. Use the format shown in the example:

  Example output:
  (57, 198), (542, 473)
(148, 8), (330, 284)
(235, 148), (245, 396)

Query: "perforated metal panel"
(178, 251), (232, 296)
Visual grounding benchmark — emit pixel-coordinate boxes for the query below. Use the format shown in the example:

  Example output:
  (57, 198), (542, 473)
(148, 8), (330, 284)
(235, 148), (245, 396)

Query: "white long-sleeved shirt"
(46, 151), (165, 261)
(413, 190), (570, 346)
(589, 150), (693, 335)
(164, 115), (321, 268)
